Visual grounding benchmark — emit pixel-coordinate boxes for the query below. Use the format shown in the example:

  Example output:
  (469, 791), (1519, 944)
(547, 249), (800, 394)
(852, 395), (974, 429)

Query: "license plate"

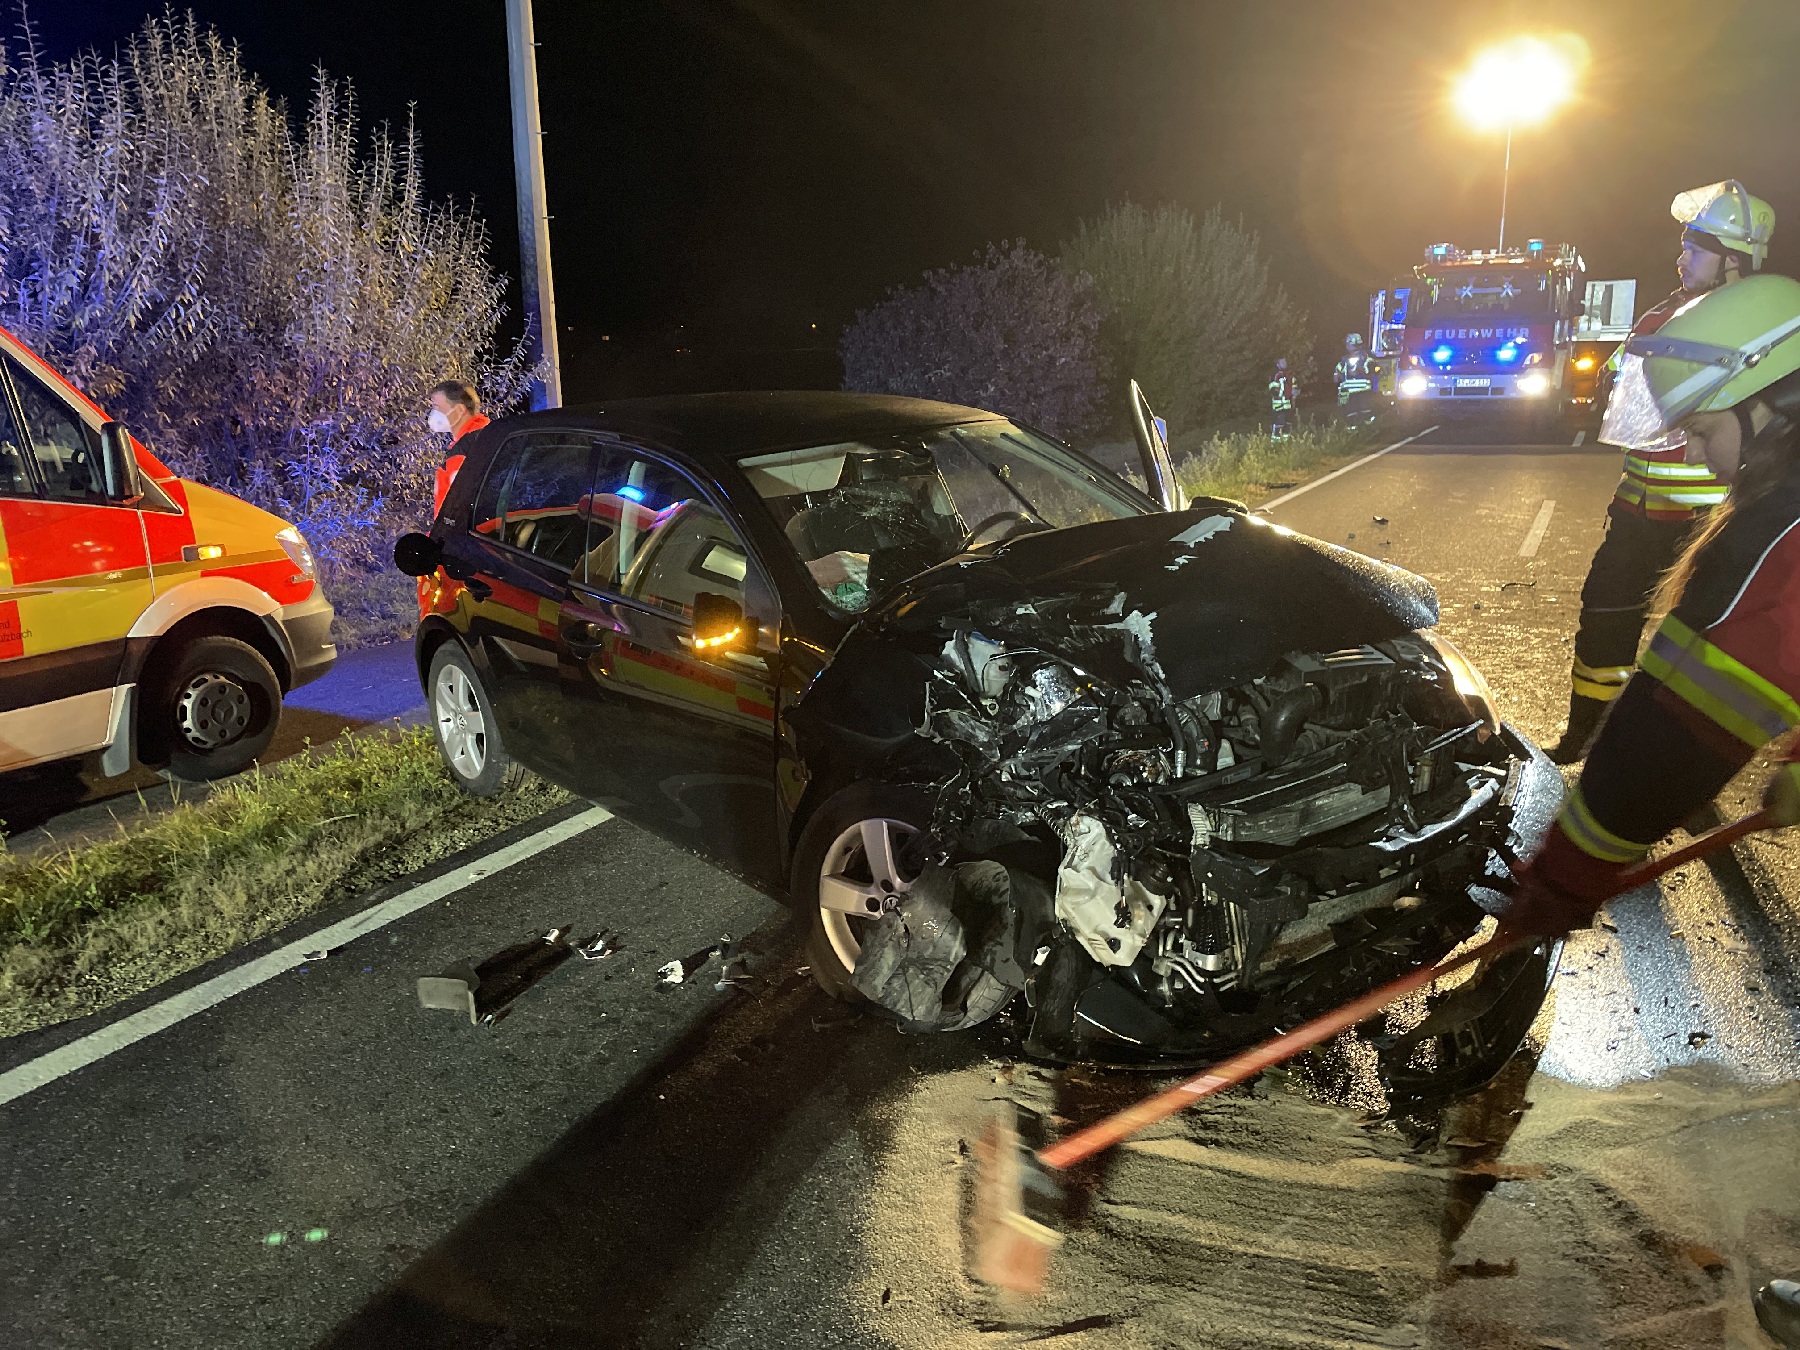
(1455, 377), (1491, 388)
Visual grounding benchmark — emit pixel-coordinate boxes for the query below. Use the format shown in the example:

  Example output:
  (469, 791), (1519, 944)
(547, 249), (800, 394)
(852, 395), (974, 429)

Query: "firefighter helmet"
(1275, 357), (1289, 370)
(1601, 273), (1800, 448)
(1672, 180), (1776, 270)
(1344, 332), (1364, 348)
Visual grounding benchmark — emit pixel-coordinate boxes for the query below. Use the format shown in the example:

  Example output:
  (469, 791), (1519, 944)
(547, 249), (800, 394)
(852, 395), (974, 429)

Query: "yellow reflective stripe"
(1623, 457), (1718, 480)
(1557, 785), (1650, 864)
(1640, 616), (1800, 746)
(1571, 659), (1633, 702)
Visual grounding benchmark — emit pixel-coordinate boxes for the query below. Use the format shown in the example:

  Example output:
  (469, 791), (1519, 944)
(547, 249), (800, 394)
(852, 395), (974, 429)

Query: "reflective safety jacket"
(1609, 290), (1729, 521)
(1547, 458), (1800, 885)
(1269, 372), (1296, 412)
(1334, 354), (1372, 401)
(431, 413), (492, 516)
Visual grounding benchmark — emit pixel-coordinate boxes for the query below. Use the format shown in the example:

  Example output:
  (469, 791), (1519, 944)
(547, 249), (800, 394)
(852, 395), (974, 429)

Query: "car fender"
(126, 574), (292, 685)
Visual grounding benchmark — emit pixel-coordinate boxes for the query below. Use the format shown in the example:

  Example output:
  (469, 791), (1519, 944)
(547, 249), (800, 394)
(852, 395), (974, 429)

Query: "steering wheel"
(955, 510), (1038, 553)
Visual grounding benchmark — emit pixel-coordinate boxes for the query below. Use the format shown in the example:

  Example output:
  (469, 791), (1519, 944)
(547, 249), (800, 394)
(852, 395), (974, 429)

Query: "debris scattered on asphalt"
(301, 949), (330, 962)
(1598, 917), (1618, 932)
(418, 927), (577, 1026)
(1372, 515), (1388, 525)
(1688, 1030), (1712, 1047)
(880, 1287), (892, 1308)
(714, 938), (755, 990)
(572, 931), (620, 961)
(1448, 1258), (1517, 1281)
(658, 938), (728, 987)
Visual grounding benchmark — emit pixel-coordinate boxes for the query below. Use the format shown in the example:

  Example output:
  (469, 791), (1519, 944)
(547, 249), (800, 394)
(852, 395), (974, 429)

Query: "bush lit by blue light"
(1431, 344), (1454, 364)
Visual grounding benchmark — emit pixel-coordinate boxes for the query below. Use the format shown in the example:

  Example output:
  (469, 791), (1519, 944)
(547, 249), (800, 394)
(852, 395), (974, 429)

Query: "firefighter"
(1269, 357), (1296, 441)
(1334, 332), (1375, 428)
(1547, 180), (1777, 762)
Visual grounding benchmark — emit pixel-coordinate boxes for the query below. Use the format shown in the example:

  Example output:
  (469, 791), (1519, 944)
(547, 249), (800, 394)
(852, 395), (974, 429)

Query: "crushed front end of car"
(792, 504), (1562, 1107)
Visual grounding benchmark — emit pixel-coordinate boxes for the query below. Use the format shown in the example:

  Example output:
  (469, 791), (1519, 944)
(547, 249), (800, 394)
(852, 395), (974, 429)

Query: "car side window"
(6, 357), (106, 504)
(501, 434), (597, 574)
(472, 437), (523, 540)
(0, 375), (34, 498)
(603, 454), (774, 639)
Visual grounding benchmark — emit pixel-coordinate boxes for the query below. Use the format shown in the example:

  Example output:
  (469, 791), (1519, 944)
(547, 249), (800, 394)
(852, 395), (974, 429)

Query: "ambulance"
(0, 327), (334, 781)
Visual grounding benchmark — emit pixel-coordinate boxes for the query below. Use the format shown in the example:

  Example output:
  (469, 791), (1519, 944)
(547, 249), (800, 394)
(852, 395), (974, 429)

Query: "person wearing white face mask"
(429, 380), (490, 515)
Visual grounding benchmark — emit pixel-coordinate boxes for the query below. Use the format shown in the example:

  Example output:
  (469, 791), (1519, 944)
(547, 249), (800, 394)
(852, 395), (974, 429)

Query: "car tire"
(427, 643), (525, 797)
(150, 636), (283, 782)
(792, 780), (933, 1002)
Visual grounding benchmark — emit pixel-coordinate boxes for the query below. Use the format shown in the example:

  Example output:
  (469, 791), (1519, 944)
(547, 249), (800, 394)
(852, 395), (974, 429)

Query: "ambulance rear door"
(0, 354), (152, 770)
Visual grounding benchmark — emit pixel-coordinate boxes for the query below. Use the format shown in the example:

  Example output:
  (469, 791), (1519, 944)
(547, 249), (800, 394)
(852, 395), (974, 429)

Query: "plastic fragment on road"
(658, 938), (726, 987)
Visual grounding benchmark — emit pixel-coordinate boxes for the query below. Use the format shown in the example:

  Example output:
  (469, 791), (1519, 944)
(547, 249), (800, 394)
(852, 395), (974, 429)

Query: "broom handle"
(1036, 804), (1778, 1173)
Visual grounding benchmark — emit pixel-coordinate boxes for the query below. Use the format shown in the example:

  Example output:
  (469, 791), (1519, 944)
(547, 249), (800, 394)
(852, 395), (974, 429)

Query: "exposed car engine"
(817, 507), (1560, 1101)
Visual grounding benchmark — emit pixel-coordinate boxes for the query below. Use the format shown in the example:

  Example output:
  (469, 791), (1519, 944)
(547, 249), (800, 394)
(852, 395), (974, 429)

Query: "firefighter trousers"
(1570, 503), (1709, 702)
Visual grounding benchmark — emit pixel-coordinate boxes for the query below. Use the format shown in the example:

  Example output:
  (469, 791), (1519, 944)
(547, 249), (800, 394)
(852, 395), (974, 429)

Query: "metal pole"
(1498, 122), (1513, 252)
(505, 0), (561, 409)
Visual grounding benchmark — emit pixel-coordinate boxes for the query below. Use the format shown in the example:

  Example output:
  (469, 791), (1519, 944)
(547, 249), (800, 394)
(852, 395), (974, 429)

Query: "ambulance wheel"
(427, 644), (525, 797)
(151, 637), (283, 781)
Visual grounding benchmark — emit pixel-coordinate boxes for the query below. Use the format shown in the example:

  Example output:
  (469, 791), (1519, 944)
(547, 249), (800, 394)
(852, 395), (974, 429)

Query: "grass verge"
(0, 728), (569, 1039)
(1174, 421), (1383, 508)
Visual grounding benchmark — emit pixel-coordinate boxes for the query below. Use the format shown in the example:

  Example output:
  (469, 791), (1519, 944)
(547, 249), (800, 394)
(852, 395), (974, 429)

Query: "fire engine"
(1369, 240), (1635, 428)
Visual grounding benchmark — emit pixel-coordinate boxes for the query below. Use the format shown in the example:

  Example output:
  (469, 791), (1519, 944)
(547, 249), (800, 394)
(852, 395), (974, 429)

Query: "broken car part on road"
(794, 503), (1563, 1097)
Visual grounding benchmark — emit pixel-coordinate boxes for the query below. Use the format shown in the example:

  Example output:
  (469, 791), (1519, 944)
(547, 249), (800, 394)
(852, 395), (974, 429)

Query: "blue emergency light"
(1527, 239), (1545, 253)
(1496, 342), (1519, 363)
(1431, 344), (1454, 364)
(616, 484), (648, 503)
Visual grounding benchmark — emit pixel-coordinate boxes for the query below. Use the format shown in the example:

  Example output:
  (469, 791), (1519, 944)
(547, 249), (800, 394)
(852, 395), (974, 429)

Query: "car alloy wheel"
(816, 816), (923, 973)
(433, 661), (489, 779)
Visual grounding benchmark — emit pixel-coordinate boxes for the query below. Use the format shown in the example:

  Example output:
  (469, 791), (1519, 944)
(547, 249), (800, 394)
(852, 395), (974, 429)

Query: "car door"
(445, 430), (597, 778)
(556, 448), (785, 886)
(0, 355), (152, 769)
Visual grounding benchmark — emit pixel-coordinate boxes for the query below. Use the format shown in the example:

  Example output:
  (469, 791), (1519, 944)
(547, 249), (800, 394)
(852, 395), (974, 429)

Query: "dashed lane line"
(1518, 499), (1557, 558)
(1261, 426), (1440, 513)
(0, 805), (615, 1109)
(1572, 430), (1586, 446)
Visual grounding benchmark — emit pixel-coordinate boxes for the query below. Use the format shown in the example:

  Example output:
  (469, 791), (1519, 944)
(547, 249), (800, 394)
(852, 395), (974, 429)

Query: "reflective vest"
(1609, 291), (1729, 520)
(1335, 354), (1371, 400)
(1269, 373), (1295, 411)
(1558, 465), (1800, 865)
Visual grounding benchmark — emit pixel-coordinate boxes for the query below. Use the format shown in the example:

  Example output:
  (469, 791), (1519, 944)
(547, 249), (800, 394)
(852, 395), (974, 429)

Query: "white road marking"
(0, 805), (615, 1108)
(1518, 499), (1557, 557)
(1571, 430), (1586, 446)
(1261, 426), (1440, 512)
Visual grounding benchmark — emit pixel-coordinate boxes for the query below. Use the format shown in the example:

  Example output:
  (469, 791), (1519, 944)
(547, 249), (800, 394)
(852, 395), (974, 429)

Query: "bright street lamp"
(1452, 36), (1586, 251)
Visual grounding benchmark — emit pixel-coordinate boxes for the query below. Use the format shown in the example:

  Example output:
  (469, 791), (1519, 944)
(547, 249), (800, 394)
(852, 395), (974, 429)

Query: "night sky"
(42, 1), (1800, 403)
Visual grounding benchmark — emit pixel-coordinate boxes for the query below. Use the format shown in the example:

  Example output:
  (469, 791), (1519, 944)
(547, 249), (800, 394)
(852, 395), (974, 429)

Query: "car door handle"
(564, 620), (606, 653)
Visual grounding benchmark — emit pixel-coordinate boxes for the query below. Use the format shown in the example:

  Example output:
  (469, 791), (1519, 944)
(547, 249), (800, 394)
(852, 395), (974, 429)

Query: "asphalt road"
(4, 416), (1799, 1348)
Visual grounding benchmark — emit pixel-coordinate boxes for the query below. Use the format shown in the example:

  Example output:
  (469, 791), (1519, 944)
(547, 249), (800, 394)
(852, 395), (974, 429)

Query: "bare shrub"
(0, 15), (533, 642)
(1063, 202), (1313, 431)
(840, 239), (1106, 440)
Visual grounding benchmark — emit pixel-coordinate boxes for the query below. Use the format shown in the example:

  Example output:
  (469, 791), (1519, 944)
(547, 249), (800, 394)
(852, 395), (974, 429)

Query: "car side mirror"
(97, 421), (141, 502)
(692, 591), (746, 652)
(394, 532), (444, 577)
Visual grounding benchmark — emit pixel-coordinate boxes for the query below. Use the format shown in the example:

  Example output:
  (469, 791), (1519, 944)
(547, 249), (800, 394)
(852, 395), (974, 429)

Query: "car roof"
(504, 390), (1007, 462)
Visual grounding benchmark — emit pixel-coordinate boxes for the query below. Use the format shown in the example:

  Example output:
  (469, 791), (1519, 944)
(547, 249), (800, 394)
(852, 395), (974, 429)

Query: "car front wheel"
(792, 781), (931, 1002)
(428, 643), (525, 797)
(151, 636), (283, 781)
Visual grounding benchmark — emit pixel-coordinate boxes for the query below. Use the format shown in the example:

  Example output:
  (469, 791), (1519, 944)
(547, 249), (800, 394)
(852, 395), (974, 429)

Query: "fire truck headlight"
(1517, 372), (1551, 397)
(1399, 373), (1429, 397)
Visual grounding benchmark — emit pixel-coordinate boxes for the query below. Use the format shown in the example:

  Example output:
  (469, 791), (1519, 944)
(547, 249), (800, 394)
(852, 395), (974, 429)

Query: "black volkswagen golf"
(395, 389), (1561, 1100)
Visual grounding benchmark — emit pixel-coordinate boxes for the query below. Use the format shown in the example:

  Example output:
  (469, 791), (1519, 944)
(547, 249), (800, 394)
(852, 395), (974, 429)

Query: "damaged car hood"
(849, 504), (1438, 701)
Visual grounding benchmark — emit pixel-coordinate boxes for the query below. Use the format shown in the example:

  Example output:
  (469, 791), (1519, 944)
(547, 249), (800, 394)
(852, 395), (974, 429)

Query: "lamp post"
(1452, 37), (1583, 252)
(505, 0), (561, 409)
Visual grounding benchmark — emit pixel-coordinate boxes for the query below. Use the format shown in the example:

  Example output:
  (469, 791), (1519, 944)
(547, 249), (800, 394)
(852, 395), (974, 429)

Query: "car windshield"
(1418, 268), (1555, 319)
(738, 420), (1147, 612)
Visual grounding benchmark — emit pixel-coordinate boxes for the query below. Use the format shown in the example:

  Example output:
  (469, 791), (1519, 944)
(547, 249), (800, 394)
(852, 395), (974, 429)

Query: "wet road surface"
(4, 417), (1799, 1348)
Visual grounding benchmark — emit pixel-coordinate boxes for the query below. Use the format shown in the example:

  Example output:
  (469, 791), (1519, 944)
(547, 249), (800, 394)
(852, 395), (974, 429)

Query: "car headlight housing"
(1418, 631), (1500, 736)
(276, 526), (317, 580)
